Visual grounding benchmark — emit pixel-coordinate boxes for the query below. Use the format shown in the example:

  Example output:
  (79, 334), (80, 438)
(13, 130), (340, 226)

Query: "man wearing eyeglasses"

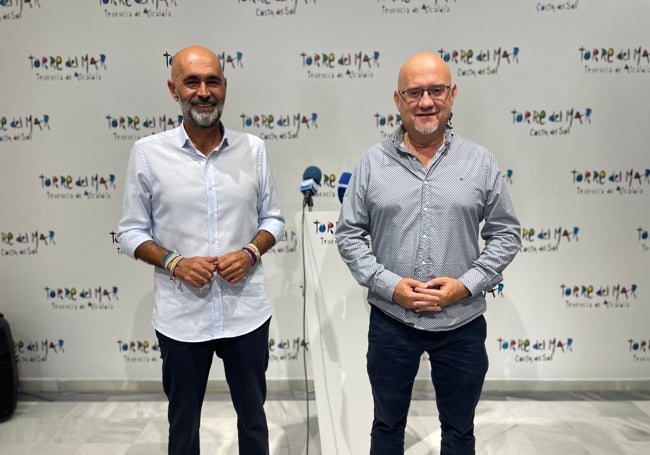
(335, 52), (521, 454)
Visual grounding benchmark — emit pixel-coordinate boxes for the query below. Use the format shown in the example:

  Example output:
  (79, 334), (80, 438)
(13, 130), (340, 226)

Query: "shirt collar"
(391, 122), (455, 154)
(177, 122), (229, 156)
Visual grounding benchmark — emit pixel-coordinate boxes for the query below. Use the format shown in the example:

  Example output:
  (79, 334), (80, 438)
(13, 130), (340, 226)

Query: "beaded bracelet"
(162, 251), (184, 276)
(242, 247), (256, 265)
(242, 243), (260, 266)
(161, 251), (176, 267)
(246, 243), (261, 261)
(167, 255), (184, 275)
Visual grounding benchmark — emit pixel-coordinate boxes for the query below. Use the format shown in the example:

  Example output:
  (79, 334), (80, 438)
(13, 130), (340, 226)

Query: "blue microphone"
(300, 165), (322, 209)
(337, 172), (352, 203)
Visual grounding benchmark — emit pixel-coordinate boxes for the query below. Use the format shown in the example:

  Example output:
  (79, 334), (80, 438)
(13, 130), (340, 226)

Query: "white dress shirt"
(117, 124), (285, 341)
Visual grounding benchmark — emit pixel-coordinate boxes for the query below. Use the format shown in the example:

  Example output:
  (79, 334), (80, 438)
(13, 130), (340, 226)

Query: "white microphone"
(300, 166), (322, 209)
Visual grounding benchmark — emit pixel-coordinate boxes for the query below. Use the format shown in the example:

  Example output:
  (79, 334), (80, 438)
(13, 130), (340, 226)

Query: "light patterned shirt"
(335, 125), (521, 331)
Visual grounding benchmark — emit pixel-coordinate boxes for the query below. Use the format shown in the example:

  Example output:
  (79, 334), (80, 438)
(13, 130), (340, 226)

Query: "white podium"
(298, 211), (373, 455)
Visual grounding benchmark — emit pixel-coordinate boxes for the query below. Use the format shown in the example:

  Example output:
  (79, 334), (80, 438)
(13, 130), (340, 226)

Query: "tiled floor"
(1, 390), (649, 454)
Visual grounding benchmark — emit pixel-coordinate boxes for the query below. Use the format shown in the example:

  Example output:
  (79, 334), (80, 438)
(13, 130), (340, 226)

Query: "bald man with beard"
(117, 45), (285, 455)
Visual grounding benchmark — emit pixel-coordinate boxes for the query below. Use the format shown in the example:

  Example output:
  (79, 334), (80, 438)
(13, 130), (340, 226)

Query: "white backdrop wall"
(1, 0), (649, 390)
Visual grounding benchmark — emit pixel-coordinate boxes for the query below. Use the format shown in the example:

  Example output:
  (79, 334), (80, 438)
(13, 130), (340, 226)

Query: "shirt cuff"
(118, 232), (153, 259)
(258, 219), (285, 244)
(458, 268), (488, 297)
(374, 269), (403, 303)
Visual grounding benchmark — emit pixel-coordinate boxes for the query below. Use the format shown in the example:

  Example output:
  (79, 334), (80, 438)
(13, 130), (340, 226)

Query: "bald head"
(397, 52), (451, 90)
(171, 45), (223, 81)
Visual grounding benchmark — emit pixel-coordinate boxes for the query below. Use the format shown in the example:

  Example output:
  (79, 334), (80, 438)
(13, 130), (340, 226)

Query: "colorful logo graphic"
(39, 173), (117, 200)
(300, 51), (380, 79)
(520, 226), (579, 253)
(28, 53), (108, 81)
(13, 338), (65, 364)
(312, 218), (337, 245)
(571, 168), (649, 195)
(117, 338), (161, 364)
(561, 283), (638, 309)
(45, 285), (119, 311)
(511, 107), (591, 137)
(240, 112), (318, 140)
(1, 229), (55, 256)
(101, 0), (178, 18)
(579, 46), (650, 74)
(628, 338), (650, 363)
(375, 112), (401, 139)
(0, 0), (41, 22)
(0, 114), (50, 143)
(268, 336), (306, 360)
(313, 219), (336, 234)
(496, 336), (573, 363)
(439, 46), (519, 77)
(106, 114), (182, 141)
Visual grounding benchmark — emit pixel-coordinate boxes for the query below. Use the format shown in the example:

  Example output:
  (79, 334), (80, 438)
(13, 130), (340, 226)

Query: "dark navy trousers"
(367, 306), (489, 455)
(156, 317), (271, 455)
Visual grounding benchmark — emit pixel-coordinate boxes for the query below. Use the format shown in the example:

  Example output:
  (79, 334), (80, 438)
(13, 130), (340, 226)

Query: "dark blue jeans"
(156, 317), (271, 455)
(367, 306), (488, 455)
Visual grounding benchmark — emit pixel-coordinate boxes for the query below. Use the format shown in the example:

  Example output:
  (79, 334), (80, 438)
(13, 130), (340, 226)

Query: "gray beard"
(179, 99), (224, 129)
(414, 124), (440, 135)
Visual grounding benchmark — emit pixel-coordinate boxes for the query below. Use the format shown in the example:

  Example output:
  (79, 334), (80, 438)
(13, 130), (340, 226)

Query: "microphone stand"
(300, 196), (311, 453)
(303, 193), (314, 212)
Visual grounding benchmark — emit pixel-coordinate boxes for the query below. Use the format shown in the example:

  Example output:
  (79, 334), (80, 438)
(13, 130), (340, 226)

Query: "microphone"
(337, 172), (352, 203)
(300, 165), (321, 210)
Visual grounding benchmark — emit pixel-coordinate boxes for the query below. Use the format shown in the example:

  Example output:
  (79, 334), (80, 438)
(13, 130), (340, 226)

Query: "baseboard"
(481, 379), (650, 392)
(17, 378), (311, 394)
(17, 378), (650, 394)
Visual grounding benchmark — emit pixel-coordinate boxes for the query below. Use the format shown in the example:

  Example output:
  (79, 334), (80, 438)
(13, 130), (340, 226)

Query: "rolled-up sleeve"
(256, 145), (285, 243)
(116, 143), (155, 259)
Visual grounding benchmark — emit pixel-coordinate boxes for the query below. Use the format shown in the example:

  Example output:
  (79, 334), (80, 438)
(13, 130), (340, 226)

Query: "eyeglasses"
(398, 85), (452, 103)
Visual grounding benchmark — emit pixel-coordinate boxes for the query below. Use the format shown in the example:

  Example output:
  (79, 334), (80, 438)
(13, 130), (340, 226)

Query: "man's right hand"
(173, 256), (219, 288)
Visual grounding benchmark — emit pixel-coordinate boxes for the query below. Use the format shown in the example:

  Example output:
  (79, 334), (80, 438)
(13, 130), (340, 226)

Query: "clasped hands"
(172, 250), (251, 288)
(392, 277), (470, 312)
